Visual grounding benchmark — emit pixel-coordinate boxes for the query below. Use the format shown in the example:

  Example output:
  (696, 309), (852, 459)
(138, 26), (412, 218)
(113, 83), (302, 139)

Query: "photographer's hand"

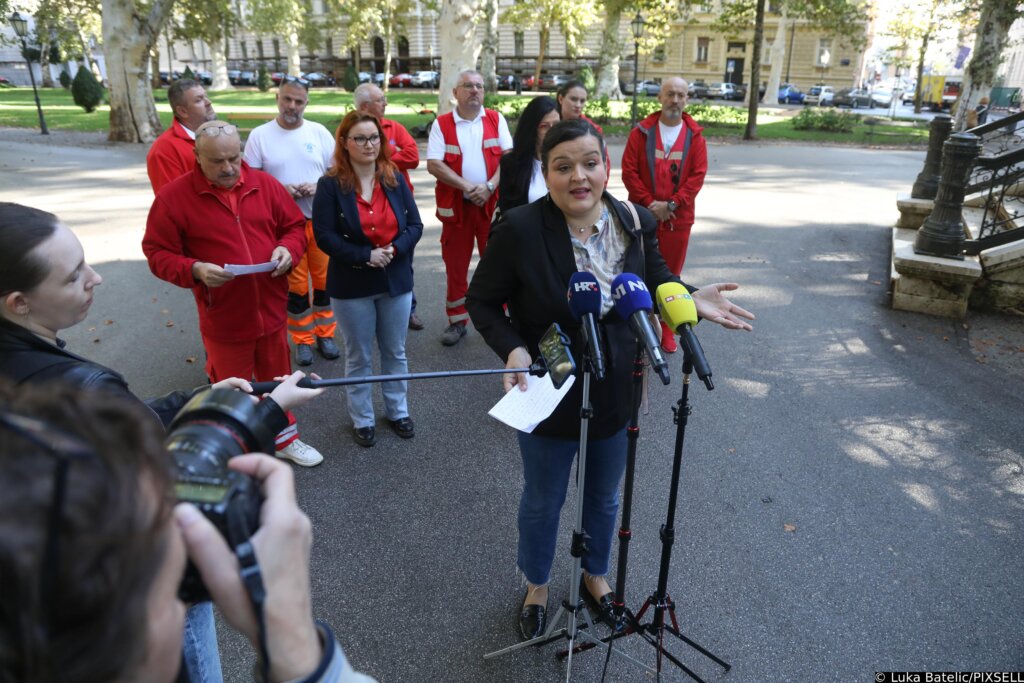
(211, 377), (259, 403)
(266, 371), (324, 412)
(176, 454), (321, 683)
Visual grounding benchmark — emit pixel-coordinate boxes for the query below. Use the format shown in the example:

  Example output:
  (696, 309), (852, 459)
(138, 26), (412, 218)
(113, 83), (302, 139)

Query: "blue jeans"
(516, 428), (628, 586)
(332, 291), (413, 428)
(182, 601), (223, 683)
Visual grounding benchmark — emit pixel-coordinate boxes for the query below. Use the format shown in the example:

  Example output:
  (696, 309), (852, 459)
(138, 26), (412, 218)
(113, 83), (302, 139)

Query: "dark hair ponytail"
(0, 203), (59, 296)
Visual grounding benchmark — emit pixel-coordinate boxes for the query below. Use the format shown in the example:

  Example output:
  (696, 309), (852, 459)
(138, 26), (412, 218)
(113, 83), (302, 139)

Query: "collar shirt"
(568, 202), (629, 318)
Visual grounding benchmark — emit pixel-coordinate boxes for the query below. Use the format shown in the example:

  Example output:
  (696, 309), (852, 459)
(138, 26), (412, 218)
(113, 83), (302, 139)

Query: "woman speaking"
(466, 120), (754, 640)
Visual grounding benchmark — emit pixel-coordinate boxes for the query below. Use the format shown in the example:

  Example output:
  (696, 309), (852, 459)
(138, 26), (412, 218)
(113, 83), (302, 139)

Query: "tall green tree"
(436, 0), (485, 114)
(102, 0), (176, 142)
(246, 0), (311, 76)
(502, 0), (598, 87)
(883, 0), (959, 114)
(954, 0), (1022, 129)
(593, 0), (688, 99)
(171, 0), (238, 90)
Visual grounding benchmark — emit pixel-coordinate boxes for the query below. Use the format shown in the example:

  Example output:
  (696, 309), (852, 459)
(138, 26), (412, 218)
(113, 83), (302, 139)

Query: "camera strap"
(236, 539), (272, 683)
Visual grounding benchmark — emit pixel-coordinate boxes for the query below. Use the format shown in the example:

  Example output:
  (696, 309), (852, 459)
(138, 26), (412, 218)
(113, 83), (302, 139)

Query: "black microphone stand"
(565, 333), (731, 683)
(483, 348), (645, 680)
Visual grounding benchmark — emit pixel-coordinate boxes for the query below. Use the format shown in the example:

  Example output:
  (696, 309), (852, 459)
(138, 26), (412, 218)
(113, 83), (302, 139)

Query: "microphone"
(610, 273), (670, 386)
(567, 271), (606, 381)
(654, 282), (713, 390)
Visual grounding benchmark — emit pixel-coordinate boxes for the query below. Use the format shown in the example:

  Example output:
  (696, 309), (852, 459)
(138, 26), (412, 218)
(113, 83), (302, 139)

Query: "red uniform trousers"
(657, 221), (693, 276)
(287, 220), (336, 346)
(441, 202), (492, 325)
(203, 327), (300, 450)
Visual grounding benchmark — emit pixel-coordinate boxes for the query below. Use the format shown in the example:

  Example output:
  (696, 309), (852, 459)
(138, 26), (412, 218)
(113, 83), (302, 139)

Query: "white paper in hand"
(224, 261), (277, 275)
(488, 372), (576, 433)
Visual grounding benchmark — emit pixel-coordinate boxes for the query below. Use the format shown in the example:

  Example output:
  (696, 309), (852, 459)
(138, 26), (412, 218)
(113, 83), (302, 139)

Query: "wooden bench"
(864, 117), (925, 140)
(224, 112), (275, 138)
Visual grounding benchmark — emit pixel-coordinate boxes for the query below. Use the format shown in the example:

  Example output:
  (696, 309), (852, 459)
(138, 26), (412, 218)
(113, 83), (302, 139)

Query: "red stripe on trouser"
(288, 220), (333, 345)
(202, 328), (299, 450)
(657, 223), (693, 276)
(441, 203), (492, 324)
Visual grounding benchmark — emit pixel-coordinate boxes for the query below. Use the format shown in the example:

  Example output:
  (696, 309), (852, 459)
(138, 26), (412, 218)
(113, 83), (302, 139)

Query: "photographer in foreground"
(0, 382), (375, 683)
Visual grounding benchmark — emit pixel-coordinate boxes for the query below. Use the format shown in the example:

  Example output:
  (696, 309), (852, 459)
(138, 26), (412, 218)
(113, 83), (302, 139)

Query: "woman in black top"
(496, 96), (560, 215)
(467, 120), (754, 640)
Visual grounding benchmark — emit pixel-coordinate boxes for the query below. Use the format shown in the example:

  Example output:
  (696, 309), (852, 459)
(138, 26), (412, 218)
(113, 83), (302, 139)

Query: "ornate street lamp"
(9, 11), (48, 135)
(630, 12), (645, 128)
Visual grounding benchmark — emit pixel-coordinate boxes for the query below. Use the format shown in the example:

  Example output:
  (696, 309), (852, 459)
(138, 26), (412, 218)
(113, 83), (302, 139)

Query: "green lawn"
(0, 86), (928, 146)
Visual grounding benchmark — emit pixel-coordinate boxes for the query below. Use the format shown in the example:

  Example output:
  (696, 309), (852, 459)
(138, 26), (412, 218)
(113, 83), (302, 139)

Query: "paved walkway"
(1, 129), (1021, 682)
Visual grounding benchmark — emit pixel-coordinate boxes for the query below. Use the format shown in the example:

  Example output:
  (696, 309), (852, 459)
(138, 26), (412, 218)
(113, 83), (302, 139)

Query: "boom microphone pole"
(248, 363), (549, 394)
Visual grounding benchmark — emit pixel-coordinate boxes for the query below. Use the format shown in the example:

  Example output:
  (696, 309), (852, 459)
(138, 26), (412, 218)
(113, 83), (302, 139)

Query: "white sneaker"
(277, 439), (324, 467)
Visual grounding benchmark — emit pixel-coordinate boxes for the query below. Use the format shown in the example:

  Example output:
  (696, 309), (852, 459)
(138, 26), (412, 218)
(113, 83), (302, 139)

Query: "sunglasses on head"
(283, 75), (310, 88)
(199, 124), (239, 137)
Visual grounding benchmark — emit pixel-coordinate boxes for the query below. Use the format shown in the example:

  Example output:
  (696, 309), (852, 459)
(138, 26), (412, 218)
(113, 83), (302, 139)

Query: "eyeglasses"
(198, 124), (239, 137)
(459, 83), (485, 91)
(670, 162), (680, 186)
(348, 134), (381, 146)
(0, 411), (95, 638)
(283, 75), (310, 88)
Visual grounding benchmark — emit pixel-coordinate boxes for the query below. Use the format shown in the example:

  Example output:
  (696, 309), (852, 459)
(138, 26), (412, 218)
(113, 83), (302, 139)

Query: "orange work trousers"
(287, 220), (337, 346)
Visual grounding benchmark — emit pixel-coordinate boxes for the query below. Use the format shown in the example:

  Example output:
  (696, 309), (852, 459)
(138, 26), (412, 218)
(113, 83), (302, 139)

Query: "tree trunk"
(437, 0), (483, 115)
(954, 0), (1019, 130)
(102, 0), (174, 142)
(210, 35), (232, 90)
(480, 0), (499, 92)
(764, 6), (787, 103)
(594, 0), (625, 100)
(534, 28), (548, 87)
(151, 46), (162, 89)
(744, 0), (765, 140)
(39, 37), (55, 88)
(286, 29), (301, 76)
(383, 24), (394, 93)
(914, 26), (930, 114)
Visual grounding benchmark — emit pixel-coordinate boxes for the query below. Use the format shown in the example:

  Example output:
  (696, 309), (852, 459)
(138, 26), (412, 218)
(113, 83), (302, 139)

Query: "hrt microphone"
(567, 271), (606, 381)
(611, 273), (670, 386)
(654, 282), (713, 390)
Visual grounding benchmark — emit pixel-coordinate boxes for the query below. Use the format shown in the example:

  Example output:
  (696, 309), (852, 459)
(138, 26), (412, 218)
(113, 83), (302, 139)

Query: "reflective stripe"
(654, 149), (684, 161)
(315, 314), (337, 325)
(438, 207), (455, 218)
(446, 297), (466, 308)
(288, 320), (316, 332)
(275, 424), (299, 444)
(444, 144), (462, 155)
(448, 312), (470, 323)
(482, 138), (501, 149)
(312, 304), (333, 313)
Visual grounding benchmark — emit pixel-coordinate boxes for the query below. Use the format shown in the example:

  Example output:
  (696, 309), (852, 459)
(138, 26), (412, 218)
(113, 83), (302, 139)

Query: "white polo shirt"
(243, 119), (335, 218)
(426, 108), (513, 185)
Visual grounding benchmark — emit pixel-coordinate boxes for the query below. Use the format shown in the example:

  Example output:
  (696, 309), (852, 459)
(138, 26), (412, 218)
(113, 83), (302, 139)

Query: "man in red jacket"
(621, 76), (707, 353)
(142, 120), (324, 467)
(146, 78), (216, 194)
(354, 82), (426, 331)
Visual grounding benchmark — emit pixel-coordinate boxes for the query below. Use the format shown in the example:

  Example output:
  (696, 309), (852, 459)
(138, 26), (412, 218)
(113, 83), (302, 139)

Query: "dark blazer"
(312, 173), (423, 300)
(466, 192), (688, 440)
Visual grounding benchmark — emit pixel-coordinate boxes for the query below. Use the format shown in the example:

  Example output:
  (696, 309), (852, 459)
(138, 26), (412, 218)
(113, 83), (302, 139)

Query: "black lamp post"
(9, 11), (48, 135)
(630, 11), (645, 128)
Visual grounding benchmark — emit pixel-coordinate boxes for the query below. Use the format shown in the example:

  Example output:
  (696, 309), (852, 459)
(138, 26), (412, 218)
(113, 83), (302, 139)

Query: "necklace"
(568, 221), (596, 234)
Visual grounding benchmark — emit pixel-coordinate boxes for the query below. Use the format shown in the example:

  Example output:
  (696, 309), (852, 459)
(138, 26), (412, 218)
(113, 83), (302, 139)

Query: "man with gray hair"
(426, 69), (512, 346)
(143, 120), (325, 467)
(146, 78), (216, 193)
(354, 82), (425, 330)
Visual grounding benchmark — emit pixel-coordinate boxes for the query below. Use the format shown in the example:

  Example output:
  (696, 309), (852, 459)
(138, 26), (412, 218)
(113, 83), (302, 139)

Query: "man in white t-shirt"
(621, 76), (708, 353)
(426, 69), (513, 346)
(244, 77), (340, 366)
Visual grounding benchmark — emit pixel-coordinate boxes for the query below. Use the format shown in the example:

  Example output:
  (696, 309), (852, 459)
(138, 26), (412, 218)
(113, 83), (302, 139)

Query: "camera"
(166, 388), (275, 602)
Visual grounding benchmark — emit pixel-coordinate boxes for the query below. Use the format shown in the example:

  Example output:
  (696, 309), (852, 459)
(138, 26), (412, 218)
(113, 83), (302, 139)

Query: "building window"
(514, 31), (524, 57)
(698, 1), (714, 11)
(653, 43), (666, 63)
(325, 37), (334, 57)
(816, 38), (832, 67)
(696, 37), (710, 64)
(727, 41), (745, 53)
(762, 40), (772, 65)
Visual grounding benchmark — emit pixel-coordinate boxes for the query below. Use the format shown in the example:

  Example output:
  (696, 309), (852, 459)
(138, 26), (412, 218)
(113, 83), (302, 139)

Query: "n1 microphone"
(611, 273), (670, 386)
(567, 271), (606, 380)
(654, 282), (713, 390)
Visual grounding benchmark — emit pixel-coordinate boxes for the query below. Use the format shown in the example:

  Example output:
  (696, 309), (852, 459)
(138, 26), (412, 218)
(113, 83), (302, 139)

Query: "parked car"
(804, 85), (834, 106)
(239, 70), (256, 85)
(304, 72), (335, 87)
(227, 69), (242, 84)
(540, 74), (571, 90)
(158, 71), (181, 85)
(707, 82), (738, 100)
(358, 71), (373, 84)
(496, 74), (519, 90)
(833, 87), (874, 108)
(389, 73), (413, 88)
(411, 70), (439, 87)
(521, 74), (536, 90)
(374, 73), (386, 85)
(624, 79), (661, 96)
(777, 84), (805, 104)
(869, 88), (893, 107)
(195, 71), (213, 85)
(0, 75), (12, 87)
(270, 72), (285, 86)
(688, 79), (709, 98)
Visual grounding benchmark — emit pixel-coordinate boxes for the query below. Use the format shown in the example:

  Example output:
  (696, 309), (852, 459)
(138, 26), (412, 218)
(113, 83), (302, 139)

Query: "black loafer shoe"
(317, 336), (341, 360)
(519, 598), (547, 640)
(389, 417), (415, 439)
(353, 426), (376, 447)
(580, 576), (615, 627)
